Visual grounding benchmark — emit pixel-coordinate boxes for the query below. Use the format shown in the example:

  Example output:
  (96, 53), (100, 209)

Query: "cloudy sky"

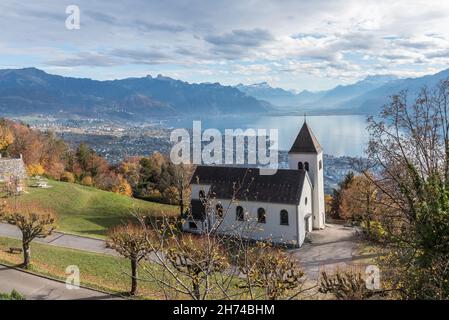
(1, 0), (449, 91)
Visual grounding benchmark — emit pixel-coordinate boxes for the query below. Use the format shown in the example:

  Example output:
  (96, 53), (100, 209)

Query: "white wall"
(288, 152), (325, 229)
(185, 180), (313, 247)
(298, 176), (313, 242)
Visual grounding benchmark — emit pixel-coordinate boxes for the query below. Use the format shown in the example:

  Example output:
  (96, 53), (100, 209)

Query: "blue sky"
(1, 0), (449, 91)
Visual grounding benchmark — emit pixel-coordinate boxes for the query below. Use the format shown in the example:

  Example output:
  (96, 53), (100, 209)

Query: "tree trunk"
(179, 169), (184, 217)
(179, 178), (184, 216)
(130, 258), (138, 295)
(22, 241), (31, 269)
(366, 194), (371, 234)
(192, 278), (200, 300)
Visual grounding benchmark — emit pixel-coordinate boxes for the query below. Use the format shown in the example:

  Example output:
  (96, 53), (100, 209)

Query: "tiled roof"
(289, 122), (322, 154)
(190, 166), (306, 204)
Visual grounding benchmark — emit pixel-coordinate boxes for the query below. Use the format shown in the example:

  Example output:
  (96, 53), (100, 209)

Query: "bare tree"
(363, 80), (449, 298)
(319, 269), (384, 300)
(238, 242), (306, 300)
(108, 223), (150, 295)
(133, 170), (311, 300)
(0, 201), (55, 268)
(135, 207), (235, 300)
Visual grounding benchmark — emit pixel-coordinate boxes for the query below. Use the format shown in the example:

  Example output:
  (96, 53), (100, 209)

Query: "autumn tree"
(111, 176), (133, 197)
(136, 212), (230, 300)
(61, 171), (75, 183)
(364, 80), (449, 299)
(165, 234), (229, 300)
(3, 119), (68, 180)
(319, 270), (383, 300)
(0, 120), (14, 151)
(339, 174), (379, 219)
(238, 242), (306, 300)
(329, 172), (354, 219)
(108, 223), (149, 295)
(118, 157), (142, 193)
(0, 201), (55, 268)
(133, 153), (193, 206)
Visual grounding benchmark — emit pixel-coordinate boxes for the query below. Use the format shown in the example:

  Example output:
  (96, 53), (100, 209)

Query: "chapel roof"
(190, 166), (307, 205)
(289, 122), (322, 154)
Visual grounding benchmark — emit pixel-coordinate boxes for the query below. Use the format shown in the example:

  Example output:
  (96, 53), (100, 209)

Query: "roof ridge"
(190, 166), (306, 204)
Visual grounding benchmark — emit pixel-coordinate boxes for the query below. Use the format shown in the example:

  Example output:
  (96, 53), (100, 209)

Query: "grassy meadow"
(6, 179), (179, 238)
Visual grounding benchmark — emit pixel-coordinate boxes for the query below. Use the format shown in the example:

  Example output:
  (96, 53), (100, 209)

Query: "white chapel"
(183, 121), (326, 247)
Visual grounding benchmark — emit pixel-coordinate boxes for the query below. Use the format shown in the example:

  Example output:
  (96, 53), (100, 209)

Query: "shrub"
(81, 176), (93, 187)
(320, 270), (370, 300)
(111, 177), (133, 197)
(361, 220), (385, 242)
(0, 289), (25, 300)
(60, 171), (75, 183)
(162, 186), (180, 205)
(27, 164), (45, 176)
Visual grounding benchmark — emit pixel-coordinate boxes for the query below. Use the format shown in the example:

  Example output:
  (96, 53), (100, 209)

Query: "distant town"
(19, 116), (361, 194)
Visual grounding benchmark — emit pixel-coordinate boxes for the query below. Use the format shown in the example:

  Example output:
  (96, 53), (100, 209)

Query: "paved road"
(0, 223), (116, 255)
(0, 264), (122, 300)
(0, 223), (368, 278)
(292, 224), (372, 280)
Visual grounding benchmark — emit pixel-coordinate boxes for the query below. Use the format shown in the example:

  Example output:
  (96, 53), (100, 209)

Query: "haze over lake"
(164, 114), (369, 157)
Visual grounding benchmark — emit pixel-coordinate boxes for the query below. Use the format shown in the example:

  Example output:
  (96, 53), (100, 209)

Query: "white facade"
(184, 178), (313, 247)
(288, 151), (325, 229)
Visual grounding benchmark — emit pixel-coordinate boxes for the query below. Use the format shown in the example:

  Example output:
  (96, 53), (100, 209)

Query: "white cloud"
(0, 0), (448, 90)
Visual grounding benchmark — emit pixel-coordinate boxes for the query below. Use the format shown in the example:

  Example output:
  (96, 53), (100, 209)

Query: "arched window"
(304, 162), (309, 171)
(305, 197), (308, 206)
(319, 160), (322, 170)
(189, 222), (197, 229)
(199, 190), (205, 199)
(280, 210), (289, 225)
(298, 162), (304, 170)
(236, 206), (244, 221)
(216, 203), (223, 218)
(257, 208), (266, 223)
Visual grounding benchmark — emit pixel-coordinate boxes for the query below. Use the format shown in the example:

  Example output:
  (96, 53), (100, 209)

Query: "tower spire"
(304, 113), (307, 123)
(289, 121), (322, 154)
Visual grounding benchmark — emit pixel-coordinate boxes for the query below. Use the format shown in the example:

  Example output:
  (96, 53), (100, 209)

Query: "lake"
(164, 114), (370, 157)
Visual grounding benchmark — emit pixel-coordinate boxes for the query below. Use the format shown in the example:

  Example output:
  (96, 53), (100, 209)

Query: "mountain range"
(236, 69), (449, 114)
(0, 67), (448, 121)
(0, 68), (271, 120)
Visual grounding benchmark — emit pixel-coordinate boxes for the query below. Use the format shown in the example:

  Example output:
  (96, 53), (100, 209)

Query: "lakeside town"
(18, 116), (360, 193)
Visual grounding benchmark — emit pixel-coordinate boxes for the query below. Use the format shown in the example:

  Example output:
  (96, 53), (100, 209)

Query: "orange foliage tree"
(0, 201), (56, 268)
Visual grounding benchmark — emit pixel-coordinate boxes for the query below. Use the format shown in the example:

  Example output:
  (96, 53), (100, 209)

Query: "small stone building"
(0, 155), (28, 194)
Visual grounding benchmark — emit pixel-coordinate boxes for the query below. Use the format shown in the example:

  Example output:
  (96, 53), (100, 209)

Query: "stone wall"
(0, 157), (28, 182)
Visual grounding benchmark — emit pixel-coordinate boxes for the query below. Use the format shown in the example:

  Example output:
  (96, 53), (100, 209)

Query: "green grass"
(0, 236), (247, 300)
(0, 289), (25, 300)
(9, 179), (179, 238)
(0, 236), (164, 299)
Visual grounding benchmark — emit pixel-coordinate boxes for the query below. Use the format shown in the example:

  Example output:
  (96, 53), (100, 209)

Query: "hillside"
(0, 68), (271, 120)
(235, 75), (397, 109)
(237, 69), (449, 114)
(341, 68), (449, 114)
(11, 179), (179, 238)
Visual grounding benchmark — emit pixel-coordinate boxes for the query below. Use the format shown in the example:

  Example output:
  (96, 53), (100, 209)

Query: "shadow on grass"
(75, 216), (138, 237)
(78, 215), (181, 238)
